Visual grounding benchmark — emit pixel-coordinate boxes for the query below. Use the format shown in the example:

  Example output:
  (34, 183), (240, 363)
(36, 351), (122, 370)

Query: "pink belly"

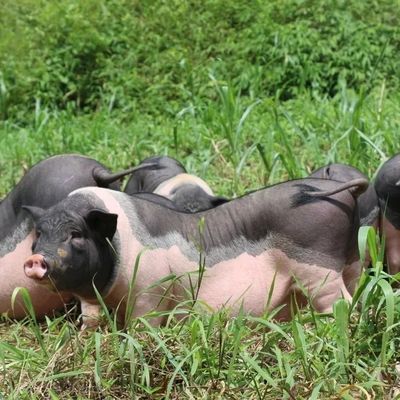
(168, 246), (350, 320)
(195, 252), (291, 315)
(0, 232), (71, 319)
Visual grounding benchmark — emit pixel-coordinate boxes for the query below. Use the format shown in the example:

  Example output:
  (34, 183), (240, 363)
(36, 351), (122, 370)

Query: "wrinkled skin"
(375, 154), (400, 278)
(0, 154), (146, 319)
(24, 177), (367, 327)
(124, 155), (228, 212)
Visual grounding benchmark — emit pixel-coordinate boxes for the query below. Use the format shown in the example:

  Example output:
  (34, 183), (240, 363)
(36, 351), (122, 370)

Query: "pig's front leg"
(80, 299), (102, 330)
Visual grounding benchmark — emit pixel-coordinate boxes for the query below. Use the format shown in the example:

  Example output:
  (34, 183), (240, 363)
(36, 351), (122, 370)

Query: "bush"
(0, 0), (399, 120)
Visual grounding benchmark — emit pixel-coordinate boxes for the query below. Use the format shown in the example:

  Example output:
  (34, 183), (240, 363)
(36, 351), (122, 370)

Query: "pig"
(124, 155), (186, 193)
(124, 156), (228, 212)
(374, 154), (400, 277)
(24, 177), (368, 326)
(310, 163), (379, 291)
(0, 154), (156, 319)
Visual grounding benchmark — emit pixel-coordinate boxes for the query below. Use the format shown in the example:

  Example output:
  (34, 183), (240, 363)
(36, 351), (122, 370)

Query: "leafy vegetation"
(0, 0), (400, 398)
(1, 0), (399, 119)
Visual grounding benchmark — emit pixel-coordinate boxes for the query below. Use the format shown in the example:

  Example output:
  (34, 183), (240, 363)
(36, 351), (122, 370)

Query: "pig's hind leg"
(292, 260), (352, 315)
(342, 260), (363, 295)
(309, 269), (352, 314)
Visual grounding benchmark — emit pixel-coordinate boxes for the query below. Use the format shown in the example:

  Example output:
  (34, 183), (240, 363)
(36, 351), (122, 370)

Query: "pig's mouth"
(25, 267), (59, 292)
(41, 278), (60, 292)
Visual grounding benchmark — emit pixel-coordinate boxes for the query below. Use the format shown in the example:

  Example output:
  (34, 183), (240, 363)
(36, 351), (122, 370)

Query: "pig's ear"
(22, 205), (45, 221)
(84, 209), (118, 240)
(323, 166), (331, 179)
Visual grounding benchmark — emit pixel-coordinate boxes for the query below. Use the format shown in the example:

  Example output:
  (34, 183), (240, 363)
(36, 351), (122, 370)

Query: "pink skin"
(99, 243), (351, 326)
(381, 216), (400, 276)
(154, 174), (214, 198)
(24, 253), (48, 280)
(168, 245), (350, 320)
(1, 232), (71, 319)
(92, 190), (174, 327)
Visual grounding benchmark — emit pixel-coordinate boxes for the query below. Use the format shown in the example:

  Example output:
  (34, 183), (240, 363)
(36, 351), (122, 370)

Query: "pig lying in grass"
(23, 177), (367, 326)
(0, 154), (156, 319)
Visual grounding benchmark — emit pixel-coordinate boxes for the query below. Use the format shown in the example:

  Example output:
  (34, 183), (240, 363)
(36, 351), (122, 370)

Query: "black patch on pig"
(290, 184), (322, 207)
(171, 185), (228, 213)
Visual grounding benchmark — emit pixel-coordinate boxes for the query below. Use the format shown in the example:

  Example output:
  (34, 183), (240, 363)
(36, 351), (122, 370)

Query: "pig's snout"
(24, 254), (48, 280)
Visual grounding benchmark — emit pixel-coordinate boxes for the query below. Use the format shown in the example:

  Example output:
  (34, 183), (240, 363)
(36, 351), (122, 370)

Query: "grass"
(1, 87), (399, 399)
(1, 0), (400, 398)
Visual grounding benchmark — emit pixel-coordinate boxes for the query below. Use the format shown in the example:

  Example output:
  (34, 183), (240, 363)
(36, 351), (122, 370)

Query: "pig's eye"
(70, 231), (85, 248)
(70, 231), (82, 239)
(36, 230), (41, 238)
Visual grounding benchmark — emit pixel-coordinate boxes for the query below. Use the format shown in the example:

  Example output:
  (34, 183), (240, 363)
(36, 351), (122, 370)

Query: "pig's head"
(375, 154), (400, 227)
(23, 204), (118, 298)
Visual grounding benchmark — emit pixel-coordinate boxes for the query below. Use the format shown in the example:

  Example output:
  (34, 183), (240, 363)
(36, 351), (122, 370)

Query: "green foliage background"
(1, 0), (399, 117)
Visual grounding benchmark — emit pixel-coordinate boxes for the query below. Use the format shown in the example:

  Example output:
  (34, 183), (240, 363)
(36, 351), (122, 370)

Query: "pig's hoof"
(80, 316), (101, 330)
(79, 300), (102, 330)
